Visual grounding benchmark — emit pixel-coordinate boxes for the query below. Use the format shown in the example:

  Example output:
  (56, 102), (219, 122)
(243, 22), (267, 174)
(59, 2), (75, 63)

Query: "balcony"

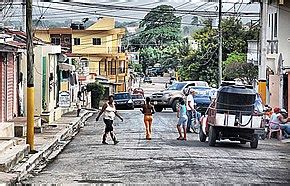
(108, 46), (126, 54)
(267, 40), (278, 54)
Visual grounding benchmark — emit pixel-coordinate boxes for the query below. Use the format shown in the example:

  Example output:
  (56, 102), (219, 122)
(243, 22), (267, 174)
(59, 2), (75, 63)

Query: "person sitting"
(269, 108), (290, 140)
(279, 109), (290, 138)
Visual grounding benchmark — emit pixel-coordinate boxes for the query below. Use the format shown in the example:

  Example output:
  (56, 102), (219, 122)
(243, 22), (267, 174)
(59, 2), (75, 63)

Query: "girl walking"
(141, 97), (155, 140)
(177, 98), (188, 140)
(96, 95), (123, 145)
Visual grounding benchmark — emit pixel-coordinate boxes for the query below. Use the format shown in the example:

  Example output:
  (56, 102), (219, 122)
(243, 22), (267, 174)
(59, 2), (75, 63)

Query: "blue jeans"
(280, 124), (290, 135)
(186, 110), (193, 131)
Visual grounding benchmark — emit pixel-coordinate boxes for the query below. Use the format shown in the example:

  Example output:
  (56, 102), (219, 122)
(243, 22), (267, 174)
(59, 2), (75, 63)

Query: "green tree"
(133, 5), (182, 72)
(86, 82), (105, 108)
(178, 17), (259, 86)
(223, 52), (258, 84)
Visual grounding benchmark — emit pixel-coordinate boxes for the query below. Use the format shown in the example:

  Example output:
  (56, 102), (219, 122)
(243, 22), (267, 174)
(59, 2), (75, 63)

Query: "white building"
(265, 0), (290, 112)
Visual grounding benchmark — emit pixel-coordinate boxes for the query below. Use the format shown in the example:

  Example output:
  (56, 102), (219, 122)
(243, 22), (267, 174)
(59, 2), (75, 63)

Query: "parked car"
(114, 92), (134, 110)
(150, 81), (209, 112)
(190, 86), (213, 115)
(143, 77), (152, 83)
(133, 88), (144, 96)
(131, 94), (145, 107)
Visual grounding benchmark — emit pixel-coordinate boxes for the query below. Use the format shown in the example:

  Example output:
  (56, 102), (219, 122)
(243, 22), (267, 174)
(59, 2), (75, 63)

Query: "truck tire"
(172, 99), (179, 112)
(155, 106), (163, 112)
(208, 126), (217, 147)
(250, 135), (259, 149)
(199, 125), (207, 142)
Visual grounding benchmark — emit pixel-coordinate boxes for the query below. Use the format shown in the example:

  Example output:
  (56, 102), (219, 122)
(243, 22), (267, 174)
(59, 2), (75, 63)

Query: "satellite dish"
(58, 53), (67, 63)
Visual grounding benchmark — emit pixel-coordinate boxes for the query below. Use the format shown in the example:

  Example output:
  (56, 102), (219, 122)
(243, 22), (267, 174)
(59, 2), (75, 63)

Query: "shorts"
(178, 116), (188, 127)
(104, 119), (114, 133)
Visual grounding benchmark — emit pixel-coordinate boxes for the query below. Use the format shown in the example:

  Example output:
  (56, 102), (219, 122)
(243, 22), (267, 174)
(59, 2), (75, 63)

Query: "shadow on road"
(163, 139), (257, 150)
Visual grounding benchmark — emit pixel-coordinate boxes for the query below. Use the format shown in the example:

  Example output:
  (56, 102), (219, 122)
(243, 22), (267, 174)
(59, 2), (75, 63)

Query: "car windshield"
(191, 87), (212, 97)
(132, 95), (143, 99)
(114, 93), (131, 100)
(167, 82), (187, 90)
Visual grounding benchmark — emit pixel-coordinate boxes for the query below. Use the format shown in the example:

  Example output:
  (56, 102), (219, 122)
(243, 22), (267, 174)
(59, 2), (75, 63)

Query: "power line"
(48, 2), (260, 17)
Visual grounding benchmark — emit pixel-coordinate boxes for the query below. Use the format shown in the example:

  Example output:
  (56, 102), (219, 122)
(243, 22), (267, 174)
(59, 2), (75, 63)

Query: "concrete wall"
(22, 45), (61, 117)
(278, 2), (290, 67)
(86, 17), (115, 30)
(34, 31), (51, 43)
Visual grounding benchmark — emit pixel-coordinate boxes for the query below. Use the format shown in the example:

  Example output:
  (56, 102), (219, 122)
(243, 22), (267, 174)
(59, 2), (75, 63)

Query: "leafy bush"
(86, 82), (105, 108)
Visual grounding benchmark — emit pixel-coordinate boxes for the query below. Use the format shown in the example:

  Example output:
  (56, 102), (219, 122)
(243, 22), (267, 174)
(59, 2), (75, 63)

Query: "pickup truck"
(150, 81), (209, 112)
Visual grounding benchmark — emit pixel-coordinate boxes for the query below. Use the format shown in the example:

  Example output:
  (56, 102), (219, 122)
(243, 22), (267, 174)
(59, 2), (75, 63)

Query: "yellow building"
(34, 17), (128, 92)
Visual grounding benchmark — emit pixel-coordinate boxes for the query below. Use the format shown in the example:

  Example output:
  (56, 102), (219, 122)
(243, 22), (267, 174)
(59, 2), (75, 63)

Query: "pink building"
(0, 42), (22, 137)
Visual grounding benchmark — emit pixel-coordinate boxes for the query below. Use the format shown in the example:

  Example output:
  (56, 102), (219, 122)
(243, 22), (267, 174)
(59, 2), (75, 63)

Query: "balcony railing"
(107, 47), (125, 53)
(267, 40), (278, 54)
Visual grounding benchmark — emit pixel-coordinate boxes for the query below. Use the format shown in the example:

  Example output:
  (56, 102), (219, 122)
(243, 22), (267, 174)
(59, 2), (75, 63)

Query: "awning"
(58, 63), (75, 71)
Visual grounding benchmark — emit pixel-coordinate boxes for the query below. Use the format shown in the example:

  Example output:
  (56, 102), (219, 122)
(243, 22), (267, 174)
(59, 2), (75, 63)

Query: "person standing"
(177, 98), (188, 140)
(76, 91), (82, 117)
(186, 89), (196, 133)
(96, 95), (123, 145)
(140, 97), (155, 140)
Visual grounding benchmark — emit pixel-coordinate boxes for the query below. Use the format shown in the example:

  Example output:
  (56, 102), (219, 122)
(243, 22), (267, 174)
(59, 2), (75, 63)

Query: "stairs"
(0, 138), (29, 172)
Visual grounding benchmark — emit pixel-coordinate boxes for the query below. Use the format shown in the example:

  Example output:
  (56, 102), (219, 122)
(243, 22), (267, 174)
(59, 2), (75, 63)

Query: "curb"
(12, 111), (94, 182)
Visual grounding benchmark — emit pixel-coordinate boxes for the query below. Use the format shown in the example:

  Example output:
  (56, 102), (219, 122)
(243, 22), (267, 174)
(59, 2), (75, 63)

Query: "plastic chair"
(268, 122), (282, 140)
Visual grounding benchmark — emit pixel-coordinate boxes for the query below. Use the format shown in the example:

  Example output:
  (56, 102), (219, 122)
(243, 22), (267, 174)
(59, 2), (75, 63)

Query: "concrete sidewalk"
(0, 109), (95, 184)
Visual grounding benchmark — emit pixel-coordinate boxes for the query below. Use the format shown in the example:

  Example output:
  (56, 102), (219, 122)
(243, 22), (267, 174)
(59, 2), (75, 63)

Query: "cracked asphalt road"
(24, 77), (290, 184)
(24, 109), (290, 184)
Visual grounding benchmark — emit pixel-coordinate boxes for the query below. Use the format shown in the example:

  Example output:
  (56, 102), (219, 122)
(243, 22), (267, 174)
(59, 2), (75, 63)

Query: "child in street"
(140, 97), (155, 140)
(96, 95), (123, 145)
(177, 98), (188, 140)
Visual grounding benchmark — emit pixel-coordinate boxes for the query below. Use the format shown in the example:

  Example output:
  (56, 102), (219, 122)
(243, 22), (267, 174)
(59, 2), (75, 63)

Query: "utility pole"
(26, 0), (35, 152)
(258, 0), (267, 104)
(218, 0), (223, 87)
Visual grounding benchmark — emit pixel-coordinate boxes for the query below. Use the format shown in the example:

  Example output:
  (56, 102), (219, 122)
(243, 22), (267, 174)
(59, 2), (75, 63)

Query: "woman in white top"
(96, 95), (123, 145)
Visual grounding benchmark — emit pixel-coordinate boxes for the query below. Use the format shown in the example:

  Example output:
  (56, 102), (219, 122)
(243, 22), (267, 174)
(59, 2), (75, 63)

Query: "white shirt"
(104, 102), (116, 120)
(270, 113), (282, 124)
(186, 94), (195, 111)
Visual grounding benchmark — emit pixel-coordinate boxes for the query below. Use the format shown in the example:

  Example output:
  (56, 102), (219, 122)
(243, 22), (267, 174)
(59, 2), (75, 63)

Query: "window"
(271, 14), (274, 39)
(92, 38), (101, 45)
(274, 13), (277, 37)
(51, 37), (60, 45)
(64, 37), (70, 43)
(74, 38), (80, 45)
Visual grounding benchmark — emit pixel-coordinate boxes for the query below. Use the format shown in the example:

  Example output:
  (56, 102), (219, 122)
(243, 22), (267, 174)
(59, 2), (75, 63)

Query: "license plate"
(154, 101), (157, 105)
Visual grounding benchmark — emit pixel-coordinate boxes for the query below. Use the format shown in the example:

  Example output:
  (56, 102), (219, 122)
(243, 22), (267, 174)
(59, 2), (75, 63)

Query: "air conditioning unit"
(279, 0), (284, 5)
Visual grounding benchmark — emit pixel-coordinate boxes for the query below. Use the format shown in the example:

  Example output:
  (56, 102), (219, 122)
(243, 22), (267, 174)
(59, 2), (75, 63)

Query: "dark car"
(143, 77), (152, 83)
(190, 86), (213, 115)
(114, 92), (134, 110)
(131, 94), (145, 107)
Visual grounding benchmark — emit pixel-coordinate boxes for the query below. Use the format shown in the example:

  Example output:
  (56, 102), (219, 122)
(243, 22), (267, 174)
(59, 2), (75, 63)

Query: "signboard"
(59, 91), (70, 107)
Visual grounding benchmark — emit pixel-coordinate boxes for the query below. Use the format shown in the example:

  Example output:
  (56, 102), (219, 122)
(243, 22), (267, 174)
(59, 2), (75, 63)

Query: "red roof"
(6, 41), (26, 48)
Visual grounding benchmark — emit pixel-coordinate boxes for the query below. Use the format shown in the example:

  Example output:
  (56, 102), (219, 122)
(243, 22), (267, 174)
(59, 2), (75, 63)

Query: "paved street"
(23, 77), (290, 184)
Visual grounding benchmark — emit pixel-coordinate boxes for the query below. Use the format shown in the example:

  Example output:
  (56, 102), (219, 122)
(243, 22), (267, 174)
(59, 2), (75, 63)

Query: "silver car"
(131, 94), (145, 108)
